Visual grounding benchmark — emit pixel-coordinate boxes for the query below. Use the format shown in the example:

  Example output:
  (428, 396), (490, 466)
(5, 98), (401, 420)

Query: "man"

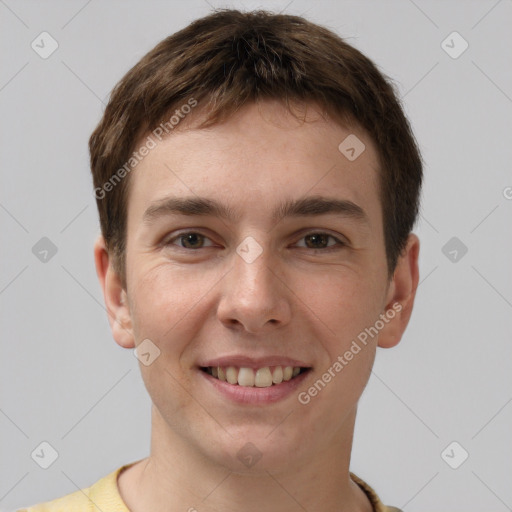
(20, 8), (421, 512)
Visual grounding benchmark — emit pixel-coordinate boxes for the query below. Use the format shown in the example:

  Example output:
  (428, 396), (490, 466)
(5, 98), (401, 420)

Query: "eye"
(163, 231), (345, 251)
(165, 232), (215, 249)
(295, 232), (345, 251)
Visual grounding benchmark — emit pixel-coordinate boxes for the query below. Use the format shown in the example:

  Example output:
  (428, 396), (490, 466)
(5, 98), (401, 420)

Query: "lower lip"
(198, 368), (310, 404)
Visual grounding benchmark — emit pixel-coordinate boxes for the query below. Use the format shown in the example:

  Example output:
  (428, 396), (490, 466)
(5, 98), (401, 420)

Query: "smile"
(201, 365), (309, 388)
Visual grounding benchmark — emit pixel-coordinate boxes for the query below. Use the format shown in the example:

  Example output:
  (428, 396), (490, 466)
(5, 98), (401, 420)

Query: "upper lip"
(198, 355), (312, 369)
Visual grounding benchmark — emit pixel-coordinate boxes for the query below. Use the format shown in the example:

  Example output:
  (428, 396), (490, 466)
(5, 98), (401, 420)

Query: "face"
(98, 100), (417, 473)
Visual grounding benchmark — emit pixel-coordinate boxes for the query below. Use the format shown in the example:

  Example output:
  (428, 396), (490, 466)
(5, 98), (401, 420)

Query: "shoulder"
(16, 463), (135, 512)
(350, 472), (403, 512)
(16, 486), (95, 512)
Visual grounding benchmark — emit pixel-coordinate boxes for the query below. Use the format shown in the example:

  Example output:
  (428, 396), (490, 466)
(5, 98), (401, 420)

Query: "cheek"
(127, 261), (227, 379)
(127, 265), (204, 416)
(303, 271), (383, 411)
(293, 266), (384, 353)
(129, 261), (208, 337)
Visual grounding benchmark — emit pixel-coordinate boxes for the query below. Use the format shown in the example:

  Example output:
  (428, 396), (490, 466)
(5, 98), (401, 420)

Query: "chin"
(202, 423), (309, 474)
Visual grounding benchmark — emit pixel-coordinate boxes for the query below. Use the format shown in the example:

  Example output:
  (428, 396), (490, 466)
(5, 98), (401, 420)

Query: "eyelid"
(292, 230), (347, 250)
(163, 230), (217, 248)
(163, 229), (348, 251)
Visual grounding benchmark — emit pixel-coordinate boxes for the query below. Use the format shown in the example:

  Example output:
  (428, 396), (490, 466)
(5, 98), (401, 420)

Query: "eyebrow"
(143, 195), (370, 226)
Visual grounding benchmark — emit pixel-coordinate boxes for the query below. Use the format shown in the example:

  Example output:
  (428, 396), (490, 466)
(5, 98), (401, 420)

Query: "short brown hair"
(89, 8), (423, 287)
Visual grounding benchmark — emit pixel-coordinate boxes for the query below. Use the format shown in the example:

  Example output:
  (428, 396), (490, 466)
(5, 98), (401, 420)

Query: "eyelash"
(163, 231), (346, 252)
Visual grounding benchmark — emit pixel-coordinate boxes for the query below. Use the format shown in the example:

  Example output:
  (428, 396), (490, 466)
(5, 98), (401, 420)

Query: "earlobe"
(377, 233), (420, 349)
(93, 235), (135, 349)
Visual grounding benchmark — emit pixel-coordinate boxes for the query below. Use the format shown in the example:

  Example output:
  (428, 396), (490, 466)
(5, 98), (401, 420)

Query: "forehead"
(126, 100), (382, 230)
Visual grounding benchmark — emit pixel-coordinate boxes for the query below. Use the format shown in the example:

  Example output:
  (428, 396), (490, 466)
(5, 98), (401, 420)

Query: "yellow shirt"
(17, 462), (402, 512)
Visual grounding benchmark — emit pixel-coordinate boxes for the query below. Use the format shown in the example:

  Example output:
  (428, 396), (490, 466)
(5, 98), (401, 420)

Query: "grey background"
(1, 0), (511, 510)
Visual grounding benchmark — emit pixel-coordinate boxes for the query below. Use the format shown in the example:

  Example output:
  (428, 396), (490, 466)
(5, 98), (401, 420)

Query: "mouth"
(200, 365), (310, 387)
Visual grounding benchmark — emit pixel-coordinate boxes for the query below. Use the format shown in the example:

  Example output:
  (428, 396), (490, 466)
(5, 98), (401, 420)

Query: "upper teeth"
(207, 365), (302, 387)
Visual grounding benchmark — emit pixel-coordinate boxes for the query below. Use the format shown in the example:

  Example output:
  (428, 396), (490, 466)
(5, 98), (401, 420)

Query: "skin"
(94, 99), (419, 512)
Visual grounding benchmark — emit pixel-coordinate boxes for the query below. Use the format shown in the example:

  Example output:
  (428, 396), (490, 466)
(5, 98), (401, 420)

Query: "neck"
(118, 406), (373, 512)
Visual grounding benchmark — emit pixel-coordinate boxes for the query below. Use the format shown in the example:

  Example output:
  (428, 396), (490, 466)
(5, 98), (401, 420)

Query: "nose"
(216, 240), (292, 334)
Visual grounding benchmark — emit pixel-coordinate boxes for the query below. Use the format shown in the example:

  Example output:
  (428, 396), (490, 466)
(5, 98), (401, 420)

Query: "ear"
(93, 235), (135, 349)
(378, 233), (420, 349)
